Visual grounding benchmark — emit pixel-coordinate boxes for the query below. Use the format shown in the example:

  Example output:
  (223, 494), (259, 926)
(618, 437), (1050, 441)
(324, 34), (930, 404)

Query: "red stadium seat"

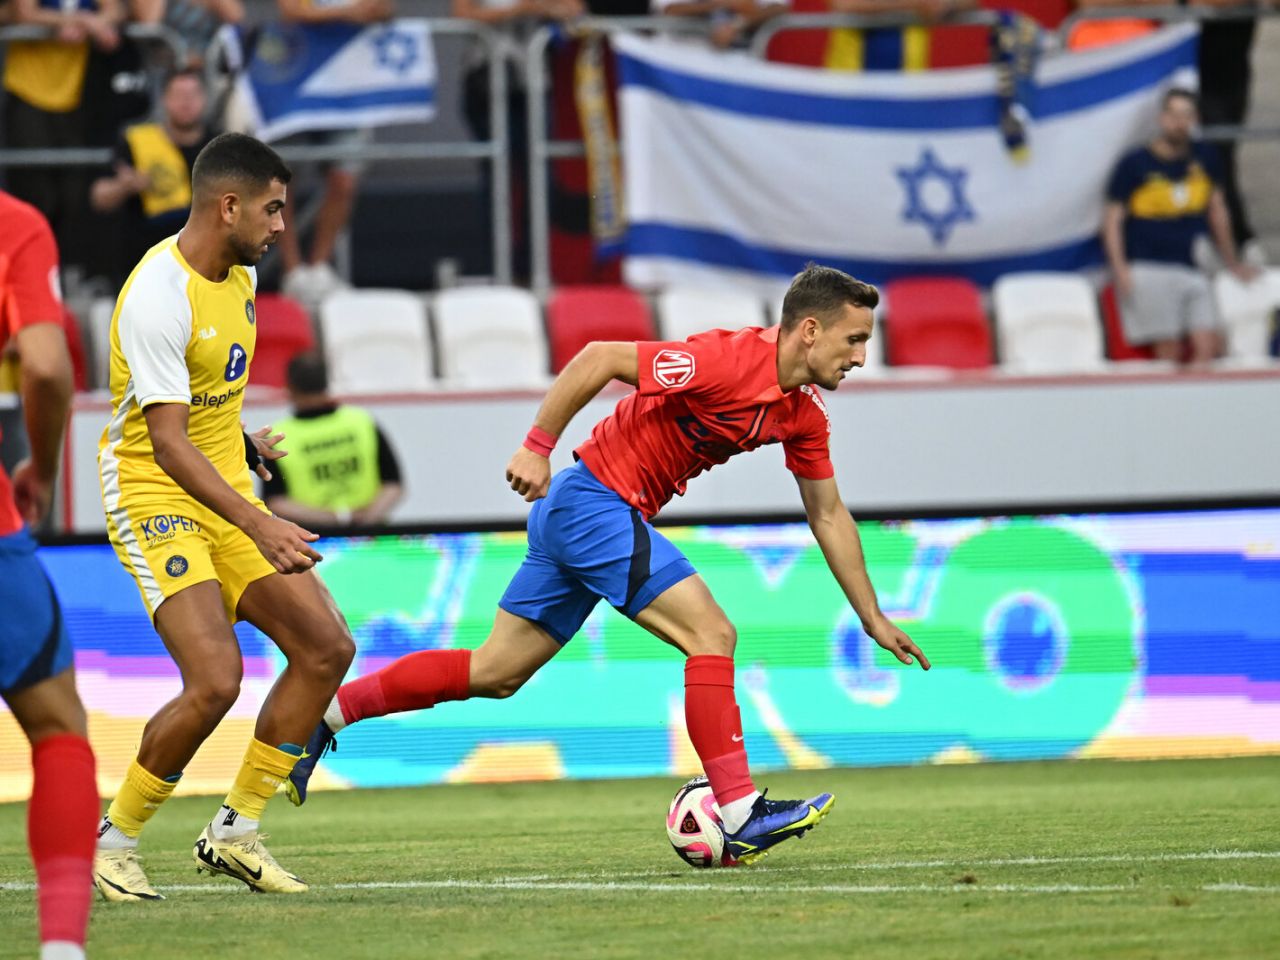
(61, 305), (89, 392)
(252, 293), (316, 388)
(883, 277), (992, 369)
(1099, 285), (1154, 362)
(546, 286), (656, 373)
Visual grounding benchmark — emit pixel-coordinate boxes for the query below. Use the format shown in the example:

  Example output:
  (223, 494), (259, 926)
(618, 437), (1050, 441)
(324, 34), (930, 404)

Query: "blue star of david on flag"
(373, 27), (418, 75)
(896, 148), (976, 247)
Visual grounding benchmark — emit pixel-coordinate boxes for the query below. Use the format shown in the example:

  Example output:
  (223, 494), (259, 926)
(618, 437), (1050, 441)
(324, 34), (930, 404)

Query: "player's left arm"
(6, 220), (74, 526)
(796, 474), (930, 670)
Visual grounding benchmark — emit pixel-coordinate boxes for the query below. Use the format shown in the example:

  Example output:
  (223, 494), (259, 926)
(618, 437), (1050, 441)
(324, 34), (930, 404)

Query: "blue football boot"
(285, 720), (337, 807)
(722, 790), (835, 865)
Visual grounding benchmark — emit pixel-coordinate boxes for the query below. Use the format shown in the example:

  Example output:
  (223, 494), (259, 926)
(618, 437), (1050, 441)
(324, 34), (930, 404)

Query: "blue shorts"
(499, 461), (696, 645)
(0, 528), (73, 696)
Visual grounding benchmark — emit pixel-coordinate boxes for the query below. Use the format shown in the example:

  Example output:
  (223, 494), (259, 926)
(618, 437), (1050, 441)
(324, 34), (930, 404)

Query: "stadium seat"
(61, 305), (89, 392)
(546, 286), (656, 373)
(881, 277), (992, 370)
(319, 290), (433, 394)
(656, 287), (768, 341)
(251, 293), (315, 388)
(1214, 269), (1280, 359)
(993, 273), (1106, 373)
(1099, 285), (1155, 362)
(433, 286), (550, 389)
(85, 296), (116, 389)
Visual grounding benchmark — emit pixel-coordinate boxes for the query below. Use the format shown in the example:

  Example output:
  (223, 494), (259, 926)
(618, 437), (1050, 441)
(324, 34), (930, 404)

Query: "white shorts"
(1121, 262), (1218, 345)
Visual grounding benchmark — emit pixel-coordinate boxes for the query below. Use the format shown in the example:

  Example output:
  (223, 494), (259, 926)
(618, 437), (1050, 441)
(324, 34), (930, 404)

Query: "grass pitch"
(2, 757), (1278, 959)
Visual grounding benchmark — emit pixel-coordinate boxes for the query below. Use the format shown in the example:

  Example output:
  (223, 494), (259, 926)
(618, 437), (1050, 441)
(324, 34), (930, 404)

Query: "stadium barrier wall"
(64, 369), (1280, 531)
(2, 504), (1277, 801)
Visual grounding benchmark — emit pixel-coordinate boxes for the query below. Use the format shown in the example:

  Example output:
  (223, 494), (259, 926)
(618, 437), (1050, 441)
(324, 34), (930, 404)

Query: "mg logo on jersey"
(224, 343), (247, 382)
(245, 300), (255, 325)
(653, 350), (695, 389)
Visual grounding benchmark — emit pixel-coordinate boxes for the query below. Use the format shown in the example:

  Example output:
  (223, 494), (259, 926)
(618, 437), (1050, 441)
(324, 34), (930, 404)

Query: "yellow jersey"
(98, 236), (258, 508)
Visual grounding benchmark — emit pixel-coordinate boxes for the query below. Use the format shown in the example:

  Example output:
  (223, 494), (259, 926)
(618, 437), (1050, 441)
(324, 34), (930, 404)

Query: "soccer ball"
(666, 776), (738, 868)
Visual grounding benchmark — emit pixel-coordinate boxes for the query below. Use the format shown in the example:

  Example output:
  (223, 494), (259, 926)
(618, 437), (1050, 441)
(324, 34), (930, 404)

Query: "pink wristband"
(523, 426), (558, 458)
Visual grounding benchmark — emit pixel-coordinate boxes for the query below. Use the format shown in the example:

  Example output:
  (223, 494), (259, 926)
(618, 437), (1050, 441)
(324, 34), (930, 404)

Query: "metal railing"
(2, 8), (1279, 294)
(0, 18), (514, 285)
(523, 5), (1280, 293)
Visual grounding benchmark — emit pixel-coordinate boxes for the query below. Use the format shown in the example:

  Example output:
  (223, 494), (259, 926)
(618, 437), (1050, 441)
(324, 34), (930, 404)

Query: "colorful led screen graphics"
(1, 509), (1276, 800)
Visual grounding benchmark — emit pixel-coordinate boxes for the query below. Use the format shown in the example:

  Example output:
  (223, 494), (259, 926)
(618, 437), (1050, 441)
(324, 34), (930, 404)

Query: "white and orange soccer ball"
(666, 776), (739, 869)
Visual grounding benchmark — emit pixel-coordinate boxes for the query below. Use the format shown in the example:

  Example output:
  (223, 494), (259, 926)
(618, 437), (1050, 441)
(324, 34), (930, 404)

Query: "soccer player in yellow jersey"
(93, 133), (355, 900)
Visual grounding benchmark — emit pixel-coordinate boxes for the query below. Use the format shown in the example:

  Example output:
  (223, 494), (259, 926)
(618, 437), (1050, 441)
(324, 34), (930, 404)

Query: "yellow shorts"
(105, 495), (276, 623)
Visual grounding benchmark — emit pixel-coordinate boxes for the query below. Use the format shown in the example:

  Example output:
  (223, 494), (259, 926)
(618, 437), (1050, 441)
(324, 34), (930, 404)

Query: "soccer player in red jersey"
(0, 190), (98, 960)
(289, 264), (929, 861)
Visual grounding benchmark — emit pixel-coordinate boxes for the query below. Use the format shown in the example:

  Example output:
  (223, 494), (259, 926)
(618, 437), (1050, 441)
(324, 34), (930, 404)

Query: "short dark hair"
(780, 263), (878, 331)
(164, 68), (205, 91)
(1162, 87), (1198, 112)
(191, 132), (291, 200)
(286, 351), (329, 395)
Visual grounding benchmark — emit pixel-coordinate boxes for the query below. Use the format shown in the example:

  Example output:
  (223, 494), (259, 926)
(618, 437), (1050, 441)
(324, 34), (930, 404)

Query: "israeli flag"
(236, 20), (436, 142)
(616, 28), (1198, 295)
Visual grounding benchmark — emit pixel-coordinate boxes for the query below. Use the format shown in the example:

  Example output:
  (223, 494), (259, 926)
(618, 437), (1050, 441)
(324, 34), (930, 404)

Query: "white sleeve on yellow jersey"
(118, 269), (194, 408)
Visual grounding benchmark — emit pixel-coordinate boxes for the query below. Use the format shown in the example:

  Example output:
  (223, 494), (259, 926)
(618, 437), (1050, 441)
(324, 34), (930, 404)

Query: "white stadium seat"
(1214, 268), (1280, 359)
(319, 290), (433, 394)
(432, 286), (550, 389)
(656, 287), (769, 341)
(86, 296), (116, 390)
(993, 272), (1106, 373)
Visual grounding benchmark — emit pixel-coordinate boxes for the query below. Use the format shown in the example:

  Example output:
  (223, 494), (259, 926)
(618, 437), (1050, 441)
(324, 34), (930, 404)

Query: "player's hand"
(1230, 261), (1263, 283)
(249, 514), (323, 574)
(506, 446), (551, 502)
(866, 616), (930, 671)
(10, 459), (54, 527)
(243, 421), (287, 481)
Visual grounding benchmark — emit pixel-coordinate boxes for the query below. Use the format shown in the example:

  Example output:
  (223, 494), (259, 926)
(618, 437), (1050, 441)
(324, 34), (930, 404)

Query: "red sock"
(338, 649), (472, 724)
(684, 655), (756, 806)
(29, 733), (97, 947)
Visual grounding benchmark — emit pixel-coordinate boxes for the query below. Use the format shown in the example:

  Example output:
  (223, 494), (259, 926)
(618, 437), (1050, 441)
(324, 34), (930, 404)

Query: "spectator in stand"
(653, 0), (785, 48)
(275, 0), (394, 304)
(1193, 0), (1272, 266)
(263, 352), (404, 529)
(1103, 88), (1259, 365)
(453, 0), (583, 283)
(2, 0), (125, 268)
(824, 0), (977, 71)
(132, 0), (245, 69)
(90, 69), (215, 283)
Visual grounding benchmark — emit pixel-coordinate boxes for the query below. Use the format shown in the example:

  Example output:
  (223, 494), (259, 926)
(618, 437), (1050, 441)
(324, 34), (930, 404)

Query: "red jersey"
(0, 192), (64, 536)
(577, 326), (834, 519)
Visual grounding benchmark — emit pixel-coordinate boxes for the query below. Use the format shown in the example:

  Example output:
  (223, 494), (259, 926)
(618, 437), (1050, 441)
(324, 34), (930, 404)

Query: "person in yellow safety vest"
(90, 69), (214, 284)
(262, 351), (404, 528)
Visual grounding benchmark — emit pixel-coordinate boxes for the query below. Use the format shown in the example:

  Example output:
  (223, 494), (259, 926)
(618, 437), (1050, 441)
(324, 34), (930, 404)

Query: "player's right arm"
(120, 287), (321, 574)
(506, 341), (638, 501)
(144, 404), (322, 572)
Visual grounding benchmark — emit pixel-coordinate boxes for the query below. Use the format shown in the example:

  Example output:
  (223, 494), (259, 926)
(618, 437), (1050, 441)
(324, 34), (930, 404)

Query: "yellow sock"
(224, 739), (300, 822)
(106, 760), (178, 838)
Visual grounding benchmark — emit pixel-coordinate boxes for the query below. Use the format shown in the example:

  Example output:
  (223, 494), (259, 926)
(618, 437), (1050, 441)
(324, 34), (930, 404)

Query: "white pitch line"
(2, 849), (1277, 896)
(0, 880), (1134, 895)
(1202, 884), (1280, 893)
(496, 848), (1280, 882)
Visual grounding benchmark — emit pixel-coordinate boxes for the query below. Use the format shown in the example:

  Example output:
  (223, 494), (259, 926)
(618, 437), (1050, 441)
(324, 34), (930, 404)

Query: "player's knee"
(189, 669), (242, 717)
(308, 626), (356, 683)
(472, 670), (527, 700)
(467, 657), (528, 699)
(685, 619), (736, 657)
